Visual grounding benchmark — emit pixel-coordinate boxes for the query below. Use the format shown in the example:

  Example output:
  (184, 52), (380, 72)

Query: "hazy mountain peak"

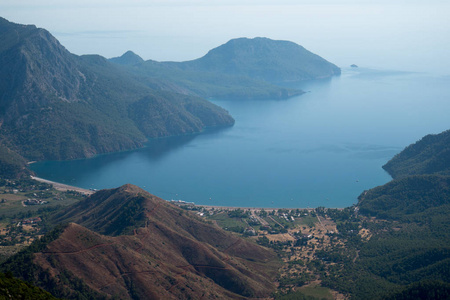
(181, 36), (340, 83)
(109, 50), (144, 65)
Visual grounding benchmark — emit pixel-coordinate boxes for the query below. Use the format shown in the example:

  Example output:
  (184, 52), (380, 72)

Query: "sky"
(1, 0), (450, 74)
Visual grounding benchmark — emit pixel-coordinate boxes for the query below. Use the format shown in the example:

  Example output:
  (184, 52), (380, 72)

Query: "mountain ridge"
(0, 17), (234, 161)
(3, 184), (279, 299)
(112, 37), (340, 100)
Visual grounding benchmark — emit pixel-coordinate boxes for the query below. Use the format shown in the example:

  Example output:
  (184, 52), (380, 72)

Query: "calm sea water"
(30, 68), (450, 208)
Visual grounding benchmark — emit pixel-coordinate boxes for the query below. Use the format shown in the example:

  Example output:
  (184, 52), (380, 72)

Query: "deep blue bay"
(30, 68), (450, 208)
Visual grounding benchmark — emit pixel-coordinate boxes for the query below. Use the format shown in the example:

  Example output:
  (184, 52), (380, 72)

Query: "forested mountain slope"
(383, 129), (450, 178)
(324, 129), (450, 299)
(0, 17), (234, 161)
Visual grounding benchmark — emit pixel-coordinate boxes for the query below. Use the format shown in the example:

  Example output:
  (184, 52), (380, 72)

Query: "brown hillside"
(36, 185), (279, 299)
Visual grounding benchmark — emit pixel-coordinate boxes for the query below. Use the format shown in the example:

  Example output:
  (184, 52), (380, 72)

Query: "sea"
(30, 68), (450, 208)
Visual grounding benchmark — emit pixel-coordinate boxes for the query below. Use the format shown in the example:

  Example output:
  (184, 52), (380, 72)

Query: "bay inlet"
(30, 69), (450, 208)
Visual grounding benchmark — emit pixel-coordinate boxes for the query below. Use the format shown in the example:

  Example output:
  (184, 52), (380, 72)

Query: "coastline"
(30, 176), (345, 210)
(195, 205), (315, 211)
(31, 176), (94, 196)
(177, 204), (344, 211)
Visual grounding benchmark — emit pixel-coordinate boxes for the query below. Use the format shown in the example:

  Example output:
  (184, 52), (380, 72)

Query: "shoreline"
(30, 176), (94, 196)
(193, 205), (315, 211)
(173, 203), (344, 211)
(30, 176), (345, 210)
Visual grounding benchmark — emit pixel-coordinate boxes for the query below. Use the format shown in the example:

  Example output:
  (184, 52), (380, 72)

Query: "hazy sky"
(2, 0), (450, 74)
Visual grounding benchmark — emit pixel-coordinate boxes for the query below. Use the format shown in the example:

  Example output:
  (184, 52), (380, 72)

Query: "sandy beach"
(31, 176), (94, 195)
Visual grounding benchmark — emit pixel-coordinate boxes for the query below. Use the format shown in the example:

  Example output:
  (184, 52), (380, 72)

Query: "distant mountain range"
(110, 37), (340, 100)
(2, 184), (279, 299)
(0, 17), (340, 163)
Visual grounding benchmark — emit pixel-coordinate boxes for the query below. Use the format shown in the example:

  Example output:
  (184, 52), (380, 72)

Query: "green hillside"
(289, 128), (450, 299)
(0, 272), (59, 300)
(383, 129), (450, 178)
(358, 175), (450, 220)
(0, 143), (30, 179)
(323, 129), (450, 299)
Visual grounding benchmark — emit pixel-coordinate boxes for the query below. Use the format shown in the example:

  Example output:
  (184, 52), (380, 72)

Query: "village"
(0, 178), (86, 262)
(172, 203), (358, 299)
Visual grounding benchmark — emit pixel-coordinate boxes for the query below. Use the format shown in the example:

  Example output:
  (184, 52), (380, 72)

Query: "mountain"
(3, 184), (279, 299)
(383, 129), (450, 179)
(358, 174), (450, 220)
(360, 129), (450, 219)
(173, 37), (341, 83)
(111, 37), (341, 100)
(0, 17), (234, 161)
(333, 130), (450, 299)
(109, 50), (144, 65)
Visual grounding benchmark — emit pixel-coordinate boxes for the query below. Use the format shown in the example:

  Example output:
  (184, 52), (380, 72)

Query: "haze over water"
(1, 1), (449, 75)
(30, 69), (450, 208)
